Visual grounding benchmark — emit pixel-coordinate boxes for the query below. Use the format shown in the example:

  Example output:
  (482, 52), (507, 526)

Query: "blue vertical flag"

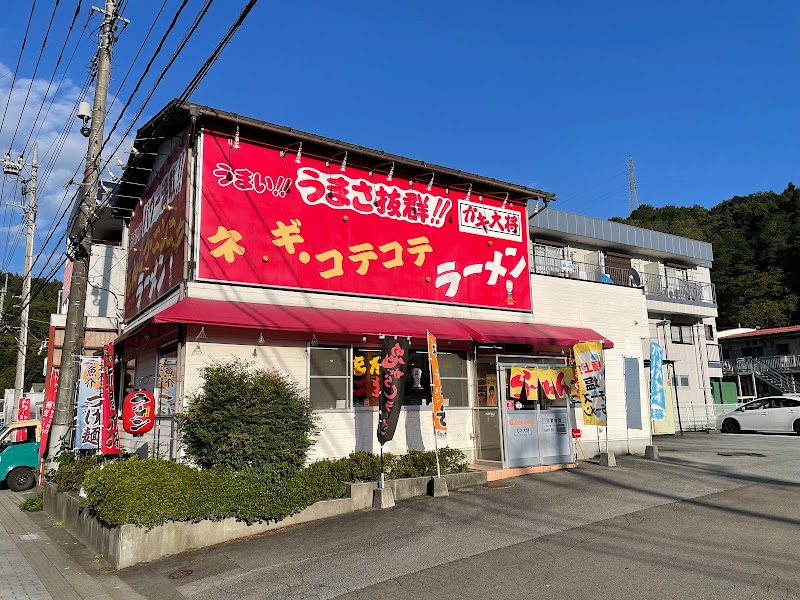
(650, 342), (665, 421)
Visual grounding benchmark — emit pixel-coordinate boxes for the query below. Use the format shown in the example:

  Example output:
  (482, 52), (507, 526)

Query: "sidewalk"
(0, 489), (145, 600)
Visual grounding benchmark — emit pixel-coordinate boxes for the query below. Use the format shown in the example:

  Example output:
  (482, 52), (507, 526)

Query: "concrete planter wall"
(44, 470), (486, 569)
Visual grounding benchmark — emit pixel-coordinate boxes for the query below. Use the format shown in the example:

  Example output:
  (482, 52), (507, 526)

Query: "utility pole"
(628, 155), (640, 216)
(13, 143), (37, 411)
(50, 0), (121, 453)
(0, 274), (8, 323)
(2, 143), (37, 418)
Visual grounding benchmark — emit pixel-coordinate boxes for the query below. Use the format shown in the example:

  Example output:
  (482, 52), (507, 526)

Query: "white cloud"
(0, 62), (132, 278)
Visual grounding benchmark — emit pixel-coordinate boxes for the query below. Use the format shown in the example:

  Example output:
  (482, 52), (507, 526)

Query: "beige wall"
(531, 274), (652, 454)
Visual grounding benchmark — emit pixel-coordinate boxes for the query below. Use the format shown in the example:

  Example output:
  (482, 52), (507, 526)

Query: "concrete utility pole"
(51, 0), (119, 452)
(13, 143), (38, 412)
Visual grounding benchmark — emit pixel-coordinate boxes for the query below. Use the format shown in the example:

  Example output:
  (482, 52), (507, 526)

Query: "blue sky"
(0, 1), (798, 272)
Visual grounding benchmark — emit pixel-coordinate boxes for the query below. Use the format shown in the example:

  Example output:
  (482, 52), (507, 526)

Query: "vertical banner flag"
(75, 356), (103, 450)
(39, 368), (59, 456)
(426, 331), (447, 439)
(15, 397), (31, 442)
(100, 344), (121, 455)
(157, 358), (178, 415)
(377, 336), (411, 445)
(573, 341), (607, 426)
(650, 341), (666, 421)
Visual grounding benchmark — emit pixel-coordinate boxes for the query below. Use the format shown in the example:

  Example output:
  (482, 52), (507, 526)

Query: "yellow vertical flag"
(573, 341), (607, 426)
(427, 331), (447, 438)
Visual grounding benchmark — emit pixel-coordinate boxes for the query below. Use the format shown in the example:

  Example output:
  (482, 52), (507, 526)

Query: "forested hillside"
(612, 183), (800, 329)
(0, 275), (61, 393)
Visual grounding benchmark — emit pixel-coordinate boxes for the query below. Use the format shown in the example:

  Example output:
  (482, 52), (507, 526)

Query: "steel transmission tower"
(628, 155), (640, 216)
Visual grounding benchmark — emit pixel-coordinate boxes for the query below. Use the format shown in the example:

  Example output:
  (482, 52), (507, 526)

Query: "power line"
(2, 0), (261, 330)
(0, 0), (39, 139)
(21, 0), (84, 157)
(7, 0), (64, 152)
(106, 0), (171, 116)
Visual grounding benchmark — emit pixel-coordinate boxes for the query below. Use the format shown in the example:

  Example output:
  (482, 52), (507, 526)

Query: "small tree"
(180, 360), (316, 474)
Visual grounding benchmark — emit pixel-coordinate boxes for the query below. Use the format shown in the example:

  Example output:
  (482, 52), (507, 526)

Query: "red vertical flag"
(100, 343), (121, 455)
(15, 397), (31, 442)
(39, 369), (59, 456)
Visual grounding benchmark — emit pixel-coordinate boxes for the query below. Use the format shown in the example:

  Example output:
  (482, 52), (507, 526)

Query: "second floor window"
(671, 324), (694, 344)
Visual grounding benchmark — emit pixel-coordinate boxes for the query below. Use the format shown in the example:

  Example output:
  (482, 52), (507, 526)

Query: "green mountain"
(0, 274), (61, 393)
(612, 183), (800, 329)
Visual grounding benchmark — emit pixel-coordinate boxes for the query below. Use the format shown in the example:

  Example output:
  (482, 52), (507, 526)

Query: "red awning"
(152, 298), (613, 348)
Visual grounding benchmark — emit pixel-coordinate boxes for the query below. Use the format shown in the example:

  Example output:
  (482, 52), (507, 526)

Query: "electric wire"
(0, 0), (38, 140)
(7, 0), (63, 152)
(3, 1), (259, 328)
(21, 0), (84, 157)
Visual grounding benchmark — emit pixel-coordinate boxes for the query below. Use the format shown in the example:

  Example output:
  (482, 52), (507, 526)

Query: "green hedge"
(54, 455), (106, 494)
(80, 448), (469, 529)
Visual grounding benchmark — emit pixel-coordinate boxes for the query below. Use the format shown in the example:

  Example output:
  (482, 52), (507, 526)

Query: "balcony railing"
(532, 256), (632, 286)
(641, 273), (716, 304)
(724, 354), (800, 374)
(531, 256), (717, 305)
(706, 343), (722, 363)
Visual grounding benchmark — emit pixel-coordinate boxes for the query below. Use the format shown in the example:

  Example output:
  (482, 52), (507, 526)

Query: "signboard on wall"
(198, 130), (532, 311)
(124, 136), (189, 321)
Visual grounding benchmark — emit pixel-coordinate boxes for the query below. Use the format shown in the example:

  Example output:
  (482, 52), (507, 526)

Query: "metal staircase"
(751, 358), (799, 394)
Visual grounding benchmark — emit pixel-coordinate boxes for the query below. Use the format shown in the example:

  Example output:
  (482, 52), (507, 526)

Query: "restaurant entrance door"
(496, 360), (574, 468)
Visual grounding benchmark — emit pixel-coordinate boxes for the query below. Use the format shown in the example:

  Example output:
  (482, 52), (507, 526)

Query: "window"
(776, 398), (800, 408)
(744, 399), (770, 410)
(777, 344), (790, 355)
(533, 243), (564, 276)
(672, 374), (690, 389)
(705, 324), (714, 340)
(670, 324), (694, 344)
(309, 347), (350, 410)
(314, 346), (469, 410)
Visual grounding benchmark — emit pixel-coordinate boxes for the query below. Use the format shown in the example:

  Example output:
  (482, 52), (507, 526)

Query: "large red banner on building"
(124, 136), (189, 321)
(198, 130), (532, 310)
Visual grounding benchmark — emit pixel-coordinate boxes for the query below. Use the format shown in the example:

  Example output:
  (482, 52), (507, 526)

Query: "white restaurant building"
(90, 101), (719, 468)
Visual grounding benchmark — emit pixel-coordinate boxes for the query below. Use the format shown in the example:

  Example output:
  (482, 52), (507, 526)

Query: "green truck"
(0, 420), (41, 491)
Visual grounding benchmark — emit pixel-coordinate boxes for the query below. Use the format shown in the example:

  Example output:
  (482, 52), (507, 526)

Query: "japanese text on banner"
(75, 357), (103, 450)
(377, 337), (410, 445)
(573, 341), (607, 426)
(650, 341), (666, 421)
(426, 331), (447, 438)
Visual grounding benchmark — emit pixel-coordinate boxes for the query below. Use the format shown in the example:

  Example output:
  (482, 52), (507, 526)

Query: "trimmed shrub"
(179, 361), (317, 475)
(54, 455), (105, 494)
(80, 448), (470, 529)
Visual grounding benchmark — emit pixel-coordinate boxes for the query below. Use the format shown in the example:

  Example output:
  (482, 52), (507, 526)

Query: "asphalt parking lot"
(116, 432), (800, 600)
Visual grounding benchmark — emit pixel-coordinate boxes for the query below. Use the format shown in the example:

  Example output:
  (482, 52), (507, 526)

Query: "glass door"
(473, 356), (501, 463)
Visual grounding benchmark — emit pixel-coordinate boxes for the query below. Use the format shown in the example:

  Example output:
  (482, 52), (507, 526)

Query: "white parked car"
(717, 395), (800, 435)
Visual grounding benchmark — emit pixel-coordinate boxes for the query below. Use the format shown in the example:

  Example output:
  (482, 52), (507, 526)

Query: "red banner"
(198, 131), (532, 310)
(124, 135), (189, 320)
(39, 369), (58, 456)
(100, 343), (121, 455)
(16, 397), (31, 442)
(377, 337), (410, 444)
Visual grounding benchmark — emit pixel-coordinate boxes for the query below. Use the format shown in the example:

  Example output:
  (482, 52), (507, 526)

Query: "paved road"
(117, 433), (800, 600)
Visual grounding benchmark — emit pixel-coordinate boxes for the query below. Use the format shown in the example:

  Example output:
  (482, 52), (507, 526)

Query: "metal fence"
(531, 256), (717, 305)
(641, 273), (716, 304)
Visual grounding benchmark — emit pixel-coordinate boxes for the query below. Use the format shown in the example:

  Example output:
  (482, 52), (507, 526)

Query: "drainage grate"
(717, 452), (766, 457)
(168, 569), (194, 579)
